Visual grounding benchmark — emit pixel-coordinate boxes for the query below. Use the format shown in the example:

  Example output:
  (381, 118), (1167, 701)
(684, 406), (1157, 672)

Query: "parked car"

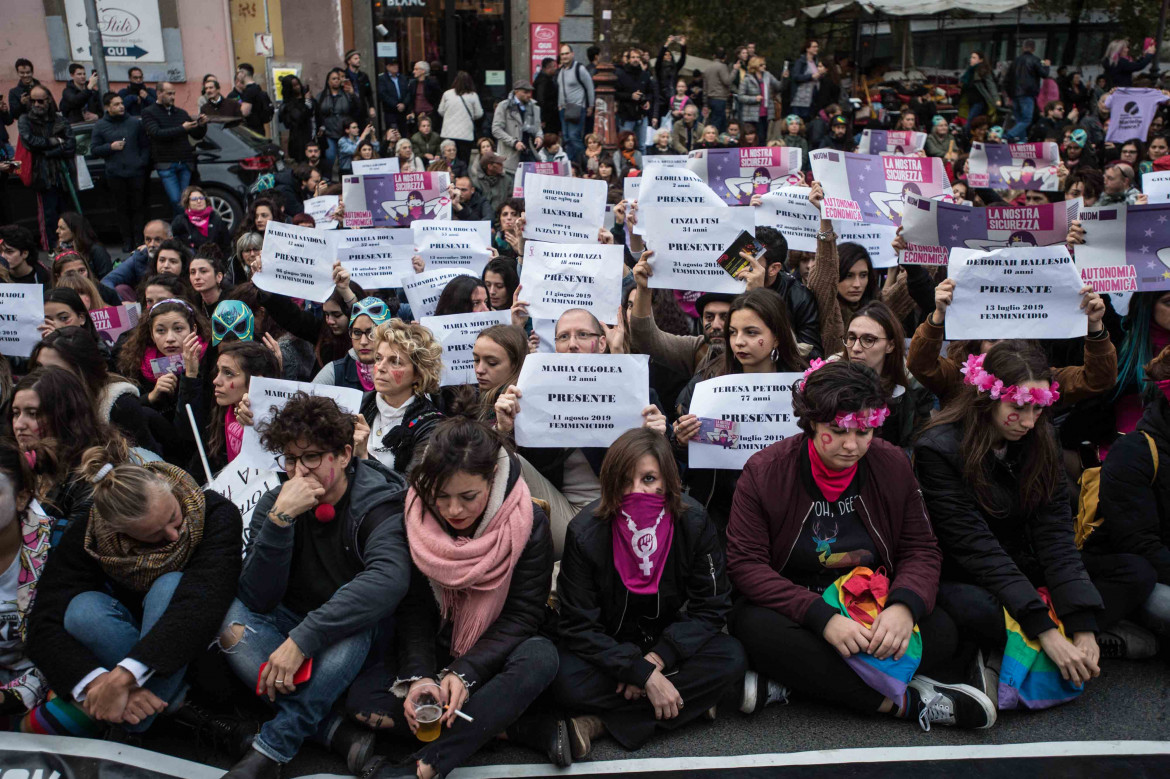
(5, 118), (282, 238)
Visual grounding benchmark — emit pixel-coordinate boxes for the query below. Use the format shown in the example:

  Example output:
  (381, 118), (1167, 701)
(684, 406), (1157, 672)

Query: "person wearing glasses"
(313, 297), (392, 391)
(16, 84), (76, 242)
(838, 301), (934, 450)
(217, 392), (411, 778)
(171, 185), (233, 258)
(493, 308), (667, 558)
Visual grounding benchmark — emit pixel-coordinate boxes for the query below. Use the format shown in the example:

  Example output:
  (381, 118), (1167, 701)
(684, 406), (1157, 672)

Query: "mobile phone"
(256, 658), (313, 695)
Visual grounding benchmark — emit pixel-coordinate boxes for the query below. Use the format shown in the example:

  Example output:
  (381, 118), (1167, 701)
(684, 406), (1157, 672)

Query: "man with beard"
(753, 227), (823, 358)
(17, 85), (76, 241)
(616, 47), (658, 153)
(816, 114), (854, 151)
(100, 219), (172, 295)
(92, 92), (151, 252)
(303, 140), (329, 181)
(142, 82), (208, 214)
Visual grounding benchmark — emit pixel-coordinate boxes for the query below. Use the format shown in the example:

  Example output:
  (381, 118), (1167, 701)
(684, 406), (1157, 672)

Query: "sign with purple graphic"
(341, 172), (452, 228)
(1075, 203), (1170, 293)
(900, 194), (1077, 265)
(809, 150), (950, 227)
(512, 161), (572, 197)
(967, 142), (1061, 191)
(687, 147), (804, 205)
(1104, 88), (1170, 144)
(859, 130), (927, 155)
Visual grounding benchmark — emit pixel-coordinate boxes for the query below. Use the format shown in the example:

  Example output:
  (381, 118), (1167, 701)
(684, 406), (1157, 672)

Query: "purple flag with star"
(809, 150), (950, 227)
(342, 172), (452, 228)
(967, 142), (1061, 191)
(1076, 203), (1170, 293)
(686, 147), (803, 205)
(900, 194), (1077, 265)
(858, 130), (927, 155)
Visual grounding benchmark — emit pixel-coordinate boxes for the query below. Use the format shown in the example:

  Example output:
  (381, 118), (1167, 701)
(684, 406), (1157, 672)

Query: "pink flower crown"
(960, 353), (1060, 407)
(834, 407), (891, 430)
(799, 358), (828, 391)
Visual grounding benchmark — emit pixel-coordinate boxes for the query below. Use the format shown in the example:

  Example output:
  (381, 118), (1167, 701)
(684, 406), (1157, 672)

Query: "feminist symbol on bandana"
(625, 508), (665, 577)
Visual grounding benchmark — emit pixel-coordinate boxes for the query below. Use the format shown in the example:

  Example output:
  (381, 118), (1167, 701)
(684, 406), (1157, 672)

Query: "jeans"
(1005, 96), (1035, 142)
(106, 174), (147, 249)
(324, 137), (340, 172)
(560, 108), (587, 161)
(551, 633), (746, 750)
(62, 571), (188, 733)
(157, 162), (192, 216)
(969, 101), (987, 123)
(730, 602), (960, 713)
(218, 598), (374, 764)
(346, 636), (558, 776)
(1141, 582), (1170, 636)
(707, 99), (728, 133)
(618, 118), (648, 153)
(791, 105), (814, 121)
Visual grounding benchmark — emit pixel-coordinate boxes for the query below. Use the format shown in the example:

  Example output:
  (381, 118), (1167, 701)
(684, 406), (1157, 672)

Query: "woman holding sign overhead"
(727, 360), (989, 729)
(673, 289), (807, 532)
(312, 297), (392, 391)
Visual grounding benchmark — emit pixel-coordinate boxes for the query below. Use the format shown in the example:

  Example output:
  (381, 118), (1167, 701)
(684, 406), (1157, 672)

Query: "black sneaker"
(1097, 620), (1159, 660)
(170, 702), (258, 760)
(739, 670), (790, 714)
(328, 719), (376, 774)
(908, 675), (997, 731)
(505, 710), (572, 767)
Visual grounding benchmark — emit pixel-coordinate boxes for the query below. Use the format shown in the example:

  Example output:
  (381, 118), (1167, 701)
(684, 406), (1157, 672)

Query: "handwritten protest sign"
(858, 130), (928, 155)
(520, 242), (624, 322)
(512, 161), (572, 197)
(686, 373), (802, 470)
(810, 150), (950, 226)
(236, 378), (363, 470)
(900, 195), (1077, 265)
(419, 310), (512, 386)
(400, 268), (479, 319)
(337, 245), (415, 289)
(640, 206), (754, 293)
(254, 222), (337, 302)
(342, 172), (451, 228)
(686, 147), (804, 205)
(967, 142), (1061, 191)
(0, 284), (43, 358)
(514, 353), (650, 448)
(946, 247), (1086, 340)
(206, 466), (282, 549)
(1075, 203), (1170, 293)
(92, 302), (140, 348)
(352, 158), (400, 176)
(303, 196), (340, 229)
(523, 173), (607, 243)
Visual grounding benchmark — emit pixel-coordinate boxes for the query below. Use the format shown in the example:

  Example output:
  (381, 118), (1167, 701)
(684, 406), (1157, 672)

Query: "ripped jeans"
(217, 598), (374, 764)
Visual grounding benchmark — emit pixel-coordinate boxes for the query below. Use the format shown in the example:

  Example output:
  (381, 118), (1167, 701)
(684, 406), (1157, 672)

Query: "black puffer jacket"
(394, 455), (553, 691)
(1091, 398), (1170, 582)
(17, 112), (76, 191)
(556, 493), (732, 687)
(359, 391), (443, 473)
(914, 422), (1103, 637)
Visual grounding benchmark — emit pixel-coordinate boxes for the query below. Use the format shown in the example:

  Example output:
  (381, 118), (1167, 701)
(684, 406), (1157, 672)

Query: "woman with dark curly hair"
(728, 359), (994, 730)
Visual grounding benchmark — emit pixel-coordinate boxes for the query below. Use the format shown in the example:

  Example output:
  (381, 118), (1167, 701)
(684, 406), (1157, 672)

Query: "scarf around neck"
(225, 404), (244, 462)
(186, 205), (213, 237)
(84, 461), (206, 593)
(612, 492), (674, 594)
(808, 437), (857, 502)
(404, 449), (533, 656)
(356, 358), (375, 391)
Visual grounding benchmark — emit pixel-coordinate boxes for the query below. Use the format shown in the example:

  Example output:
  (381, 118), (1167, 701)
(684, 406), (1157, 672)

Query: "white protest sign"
(413, 220), (491, 251)
(1144, 171), (1170, 204)
(623, 176), (641, 203)
(523, 173), (607, 243)
(235, 378), (364, 470)
(755, 186), (819, 252)
(352, 157), (401, 176)
(531, 318), (557, 353)
(514, 353), (650, 448)
(419, 246), (491, 276)
(337, 245), (415, 289)
(419, 310), (512, 386)
(520, 242), (624, 322)
(205, 466), (282, 551)
(401, 268), (479, 319)
(254, 222), (337, 302)
(303, 196), (340, 230)
(0, 284), (44, 358)
(642, 155), (690, 169)
(336, 228), (416, 249)
(640, 206), (754, 293)
(835, 222), (900, 269)
(687, 373), (802, 470)
(946, 247), (1087, 340)
(634, 165), (725, 236)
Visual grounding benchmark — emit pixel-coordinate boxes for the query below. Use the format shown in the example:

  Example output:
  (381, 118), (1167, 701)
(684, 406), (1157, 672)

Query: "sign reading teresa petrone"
(514, 353), (650, 448)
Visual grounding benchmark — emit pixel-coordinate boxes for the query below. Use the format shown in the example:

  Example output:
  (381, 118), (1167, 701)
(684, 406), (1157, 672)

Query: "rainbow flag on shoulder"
(998, 587), (1084, 710)
(822, 566), (923, 701)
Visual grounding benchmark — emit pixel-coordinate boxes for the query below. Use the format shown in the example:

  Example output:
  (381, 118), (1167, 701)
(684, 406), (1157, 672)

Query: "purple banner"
(901, 194), (1077, 265)
(687, 147), (804, 205)
(809, 150), (950, 227)
(858, 130), (927, 155)
(342, 172), (452, 228)
(967, 142), (1061, 191)
(1076, 203), (1170, 292)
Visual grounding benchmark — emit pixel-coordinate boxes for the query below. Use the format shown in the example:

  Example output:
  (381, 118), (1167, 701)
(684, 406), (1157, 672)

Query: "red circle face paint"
(757, 339), (765, 347)
(1005, 412), (1020, 426)
(820, 433), (833, 445)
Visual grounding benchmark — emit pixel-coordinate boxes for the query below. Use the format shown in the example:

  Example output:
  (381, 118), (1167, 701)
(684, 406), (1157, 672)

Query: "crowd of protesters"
(0, 31), (1168, 779)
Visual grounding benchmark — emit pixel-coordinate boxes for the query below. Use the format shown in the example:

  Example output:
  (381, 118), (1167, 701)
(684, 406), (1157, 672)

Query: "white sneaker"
(740, 670), (789, 714)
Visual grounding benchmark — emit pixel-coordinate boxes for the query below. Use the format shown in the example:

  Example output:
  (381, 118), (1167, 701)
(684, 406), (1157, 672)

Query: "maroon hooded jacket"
(726, 433), (942, 635)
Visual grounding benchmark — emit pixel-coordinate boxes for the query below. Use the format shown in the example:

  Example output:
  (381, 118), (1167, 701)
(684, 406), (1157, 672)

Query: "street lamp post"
(593, 0), (618, 150)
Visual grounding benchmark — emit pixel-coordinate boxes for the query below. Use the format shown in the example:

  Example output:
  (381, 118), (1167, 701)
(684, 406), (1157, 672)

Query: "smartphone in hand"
(256, 658), (313, 695)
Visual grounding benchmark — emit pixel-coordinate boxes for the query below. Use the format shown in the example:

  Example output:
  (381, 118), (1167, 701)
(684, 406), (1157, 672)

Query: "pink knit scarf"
(186, 205), (213, 237)
(404, 460), (533, 657)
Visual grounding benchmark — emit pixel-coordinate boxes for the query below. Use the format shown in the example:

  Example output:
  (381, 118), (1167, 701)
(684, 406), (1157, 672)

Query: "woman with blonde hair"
(737, 56), (784, 142)
(358, 319), (445, 473)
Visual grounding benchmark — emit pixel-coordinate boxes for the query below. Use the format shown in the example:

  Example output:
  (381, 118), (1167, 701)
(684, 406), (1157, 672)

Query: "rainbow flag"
(998, 588), (1084, 710)
(823, 567), (923, 701)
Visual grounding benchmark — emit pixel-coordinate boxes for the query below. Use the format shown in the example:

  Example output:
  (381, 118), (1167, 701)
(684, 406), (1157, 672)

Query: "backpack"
(252, 88), (275, 125)
(1075, 430), (1158, 549)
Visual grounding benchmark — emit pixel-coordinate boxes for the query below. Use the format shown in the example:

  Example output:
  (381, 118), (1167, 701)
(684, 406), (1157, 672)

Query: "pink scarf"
(186, 205), (213, 237)
(225, 405), (244, 462)
(808, 438), (856, 502)
(404, 458), (533, 657)
(356, 359), (375, 391)
(612, 492), (674, 595)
